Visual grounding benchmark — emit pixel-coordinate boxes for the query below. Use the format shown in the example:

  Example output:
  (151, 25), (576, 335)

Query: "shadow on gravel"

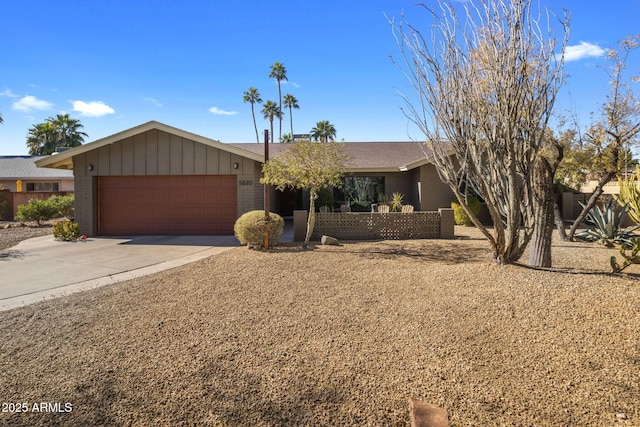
(318, 240), (489, 264)
(0, 250), (24, 261)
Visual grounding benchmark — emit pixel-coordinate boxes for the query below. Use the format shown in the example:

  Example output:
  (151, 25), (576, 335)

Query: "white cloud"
(283, 81), (301, 89)
(0, 89), (18, 98)
(144, 97), (163, 107)
(71, 100), (115, 117)
(208, 107), (237, 116)
(12, 95), (53, 112)
(563, 41), (606, 62)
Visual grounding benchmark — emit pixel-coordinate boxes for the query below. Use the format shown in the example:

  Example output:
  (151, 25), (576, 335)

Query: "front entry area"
(98, 175), (237, 235)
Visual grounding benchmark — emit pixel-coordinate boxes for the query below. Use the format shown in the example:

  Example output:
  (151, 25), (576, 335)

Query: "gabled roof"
(34, 120), (437, 172)
(229, 141), (433, 172)
(0, 156), (74, 179)
(35, 121), (264, 170)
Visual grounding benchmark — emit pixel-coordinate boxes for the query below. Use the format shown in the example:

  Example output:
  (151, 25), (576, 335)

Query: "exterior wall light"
(88, 164), (94, 171)
(233, 162), (239, 169)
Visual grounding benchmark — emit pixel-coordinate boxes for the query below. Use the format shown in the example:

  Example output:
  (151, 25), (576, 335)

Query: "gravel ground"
(0, 227), (638, 426)
(0, 222), (53, 251)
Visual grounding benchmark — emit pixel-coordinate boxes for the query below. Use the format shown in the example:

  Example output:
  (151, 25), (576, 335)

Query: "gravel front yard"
(0, 226), (638, 426)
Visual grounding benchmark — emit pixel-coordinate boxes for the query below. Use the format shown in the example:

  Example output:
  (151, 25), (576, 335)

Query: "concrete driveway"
(0, 234), (240, 311)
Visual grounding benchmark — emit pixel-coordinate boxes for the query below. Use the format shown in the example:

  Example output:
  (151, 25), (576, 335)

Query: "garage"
(99, 175), (237, 235)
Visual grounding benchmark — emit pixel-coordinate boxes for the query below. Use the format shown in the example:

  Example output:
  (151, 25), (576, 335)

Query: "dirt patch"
(0, 227), (638, 426)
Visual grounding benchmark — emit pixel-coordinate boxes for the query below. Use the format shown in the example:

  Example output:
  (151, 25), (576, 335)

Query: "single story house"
(0, 155), (74, 193)
(35, 121), (455, 236)
(0, 155), (74, 219)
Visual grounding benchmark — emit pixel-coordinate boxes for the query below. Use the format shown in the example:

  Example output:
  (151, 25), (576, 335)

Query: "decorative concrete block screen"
(292, 209), (454, 241)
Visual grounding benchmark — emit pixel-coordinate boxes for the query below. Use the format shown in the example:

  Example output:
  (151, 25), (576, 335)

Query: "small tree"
(565, 35), (640, 240)
(261, 140), (351, 248)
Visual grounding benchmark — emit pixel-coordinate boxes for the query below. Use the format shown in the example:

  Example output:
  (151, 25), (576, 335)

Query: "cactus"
(611, 238), (640, 273)
(575, 199), (638, 247)
(615, 167), (640, 225)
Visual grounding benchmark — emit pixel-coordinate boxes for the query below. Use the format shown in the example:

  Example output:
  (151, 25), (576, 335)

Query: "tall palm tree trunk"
(251, 104), (260, 143)
(277, 84), (282, 142)
(289, 106), (294, 140)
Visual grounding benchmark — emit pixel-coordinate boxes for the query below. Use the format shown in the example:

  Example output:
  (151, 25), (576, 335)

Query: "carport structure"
(36, 121), (264, 236)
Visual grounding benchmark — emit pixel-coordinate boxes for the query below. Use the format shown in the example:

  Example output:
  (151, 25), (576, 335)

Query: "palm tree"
(310, 120), (337, 143)
(26, 114), (87, 155)
(243, 87), (262, 143)
(282, 94), (299, 143)
(51, 113), (87, 148)
(261, 100), (282, 144)
(268, 62), (287, 142)
(281, 133), (293, 143)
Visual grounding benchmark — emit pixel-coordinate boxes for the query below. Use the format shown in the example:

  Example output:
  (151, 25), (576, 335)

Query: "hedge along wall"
(293, 208), (454, 241)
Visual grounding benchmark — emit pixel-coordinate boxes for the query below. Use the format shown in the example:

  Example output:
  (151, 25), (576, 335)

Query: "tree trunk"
(567, 171), (616, 240)
(529, 157), (554, 268)
(303, 190), (318, 249)
(553, 198), (568, 241)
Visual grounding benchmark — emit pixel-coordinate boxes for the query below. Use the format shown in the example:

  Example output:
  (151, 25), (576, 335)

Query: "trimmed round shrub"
(53, 220), (80, 241)
(451, 196), (481, 226)
(234, 210), (284, 248)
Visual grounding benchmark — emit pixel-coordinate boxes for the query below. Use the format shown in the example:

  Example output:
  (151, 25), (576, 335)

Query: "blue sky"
(1, 0), (638, 154)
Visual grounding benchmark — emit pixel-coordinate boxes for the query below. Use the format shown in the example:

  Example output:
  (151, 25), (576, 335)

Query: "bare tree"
(566, 35), (640, 241)
(391, 0), (568, 265)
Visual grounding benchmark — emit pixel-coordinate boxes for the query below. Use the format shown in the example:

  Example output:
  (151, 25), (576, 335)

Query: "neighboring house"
(0, 155), (74, 192)
(35, 121), (455, 236)
(0, 156), (74, 219)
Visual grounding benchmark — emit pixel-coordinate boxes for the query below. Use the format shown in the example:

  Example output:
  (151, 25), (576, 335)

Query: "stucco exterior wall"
(418, 164), (456, 211)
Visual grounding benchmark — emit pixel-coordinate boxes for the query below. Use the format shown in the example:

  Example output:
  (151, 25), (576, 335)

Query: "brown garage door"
(99, 175), (237, 235)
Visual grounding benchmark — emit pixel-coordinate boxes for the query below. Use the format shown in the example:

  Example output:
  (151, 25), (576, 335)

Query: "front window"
(26, 182), (59, 192)
(335, 176), (385, 211)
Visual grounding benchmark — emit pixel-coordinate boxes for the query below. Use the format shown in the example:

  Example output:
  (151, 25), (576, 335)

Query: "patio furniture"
(340, 204), (351, 213)
(319, 205), (330, 213)
(401, 205), (414, 213)
(377, 204), (390, 213)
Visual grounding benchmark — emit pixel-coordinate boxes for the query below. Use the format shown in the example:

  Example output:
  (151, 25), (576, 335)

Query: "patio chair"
(377, 204), (390, 213)
(401, 205), (414, 213)
(319, 205), (330, 213)
(340, 204), (351, 213)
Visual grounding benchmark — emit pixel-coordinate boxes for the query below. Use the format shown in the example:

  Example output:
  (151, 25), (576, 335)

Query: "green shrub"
(234, 210), (284, 248)
(53, 220), (80, 241)
(451, 196), (481, 226)
(48, 194), (75, 220)
(390, 192), (404, 212)
(16, 198), (58, 225)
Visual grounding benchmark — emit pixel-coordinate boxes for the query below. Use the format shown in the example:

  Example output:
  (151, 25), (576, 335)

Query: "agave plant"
(575, 199), (639, 247)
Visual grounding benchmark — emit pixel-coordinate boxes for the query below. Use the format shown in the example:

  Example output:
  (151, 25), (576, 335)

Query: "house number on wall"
(239, 180), (253, 186)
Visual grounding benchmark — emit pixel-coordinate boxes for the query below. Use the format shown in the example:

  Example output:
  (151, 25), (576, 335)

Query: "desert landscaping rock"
(321, 235), (340, 245)
(0, 226), (638, 426)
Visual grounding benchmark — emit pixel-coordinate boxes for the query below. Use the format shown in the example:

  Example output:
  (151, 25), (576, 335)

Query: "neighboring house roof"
(35, 121), (265, 170)
(0, 156), (74, 179)
(229, 142), (433, 172)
